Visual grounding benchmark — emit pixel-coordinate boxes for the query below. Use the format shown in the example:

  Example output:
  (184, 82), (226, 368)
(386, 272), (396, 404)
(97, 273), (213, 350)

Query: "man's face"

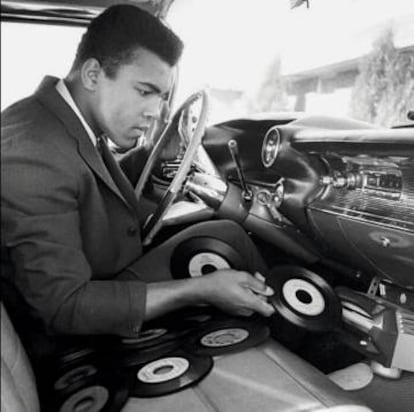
(93, 48), (174, 149)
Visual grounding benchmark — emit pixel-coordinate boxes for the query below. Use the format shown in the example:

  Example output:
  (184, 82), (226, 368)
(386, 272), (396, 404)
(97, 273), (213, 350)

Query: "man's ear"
(80, 58), (102, 91)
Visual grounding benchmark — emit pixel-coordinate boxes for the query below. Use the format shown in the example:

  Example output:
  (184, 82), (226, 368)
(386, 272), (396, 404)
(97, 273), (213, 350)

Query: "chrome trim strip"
(309, 206), (414, 232)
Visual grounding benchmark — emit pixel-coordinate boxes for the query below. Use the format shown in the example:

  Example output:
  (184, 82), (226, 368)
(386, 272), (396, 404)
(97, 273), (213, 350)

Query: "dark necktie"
(97, 136), (140, 213)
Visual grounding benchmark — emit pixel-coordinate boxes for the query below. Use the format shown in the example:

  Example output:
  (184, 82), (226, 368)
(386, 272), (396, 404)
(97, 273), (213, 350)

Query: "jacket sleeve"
(1, 133), (146, 337)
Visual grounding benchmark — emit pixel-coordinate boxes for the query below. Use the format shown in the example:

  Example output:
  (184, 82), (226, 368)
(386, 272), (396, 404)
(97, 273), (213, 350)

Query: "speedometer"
(261, 126), (281, 168)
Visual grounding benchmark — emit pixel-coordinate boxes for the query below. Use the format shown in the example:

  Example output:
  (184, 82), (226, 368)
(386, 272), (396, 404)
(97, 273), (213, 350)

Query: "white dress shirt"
(56, 79), (97, 146)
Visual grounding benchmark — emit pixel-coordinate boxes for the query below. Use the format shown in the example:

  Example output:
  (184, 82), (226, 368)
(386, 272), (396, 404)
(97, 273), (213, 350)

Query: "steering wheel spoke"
(162, 200), (215, 226)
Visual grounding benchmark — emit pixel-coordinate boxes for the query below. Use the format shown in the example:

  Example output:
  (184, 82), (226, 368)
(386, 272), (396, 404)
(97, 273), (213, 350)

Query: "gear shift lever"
(227, 139), (253, 202)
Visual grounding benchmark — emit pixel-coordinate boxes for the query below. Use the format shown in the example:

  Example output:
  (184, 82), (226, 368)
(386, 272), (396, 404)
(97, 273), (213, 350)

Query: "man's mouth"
(132, 126), (149, 138)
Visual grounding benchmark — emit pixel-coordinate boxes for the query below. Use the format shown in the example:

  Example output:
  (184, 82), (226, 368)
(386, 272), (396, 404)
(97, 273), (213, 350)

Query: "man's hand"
(198, 269), (275, 317)
(144, 270), (275, 322)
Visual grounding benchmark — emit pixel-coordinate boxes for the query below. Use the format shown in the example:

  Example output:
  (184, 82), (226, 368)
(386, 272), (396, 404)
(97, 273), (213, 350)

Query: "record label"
(53, 371), (129, 412)
(185, 317), (270, 356)
(200, 328), (249, 347)
(188, 252), (230, 277)
(170, 237), (246, 279)
(282, 278), (325, 316)
(137, 357), (190, 384)
(129, 351), (213, 397)
(59, 385), (109, 412)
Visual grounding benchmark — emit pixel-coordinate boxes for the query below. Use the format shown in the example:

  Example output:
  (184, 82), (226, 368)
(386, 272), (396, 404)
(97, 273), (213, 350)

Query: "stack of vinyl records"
(44, 307), (270, 405)
(46, 344), (129, 412)
(115, 307), (270, 398)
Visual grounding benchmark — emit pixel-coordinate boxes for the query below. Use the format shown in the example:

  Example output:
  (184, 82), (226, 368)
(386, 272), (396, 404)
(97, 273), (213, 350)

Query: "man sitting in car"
(1, 4), (274, 365)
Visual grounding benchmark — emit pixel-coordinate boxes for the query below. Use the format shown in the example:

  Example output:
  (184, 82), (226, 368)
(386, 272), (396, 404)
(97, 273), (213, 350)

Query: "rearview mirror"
(290, 0), (310, 9)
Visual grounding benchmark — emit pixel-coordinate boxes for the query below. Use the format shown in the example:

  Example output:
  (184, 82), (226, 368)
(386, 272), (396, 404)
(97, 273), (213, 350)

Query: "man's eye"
(136, 88), (152, 97)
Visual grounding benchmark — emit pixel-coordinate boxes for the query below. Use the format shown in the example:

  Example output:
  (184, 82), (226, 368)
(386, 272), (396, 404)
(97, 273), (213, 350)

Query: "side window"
(1, 22), (85, 110)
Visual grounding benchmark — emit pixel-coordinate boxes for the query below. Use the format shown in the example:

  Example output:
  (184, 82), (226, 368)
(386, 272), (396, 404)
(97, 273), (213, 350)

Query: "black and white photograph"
(1, 1), (414, 411)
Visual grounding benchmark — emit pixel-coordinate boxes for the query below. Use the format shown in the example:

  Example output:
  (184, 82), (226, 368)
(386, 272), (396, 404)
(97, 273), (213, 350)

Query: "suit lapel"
(35, 76), (133, 211)
(99, 138), (141, 212)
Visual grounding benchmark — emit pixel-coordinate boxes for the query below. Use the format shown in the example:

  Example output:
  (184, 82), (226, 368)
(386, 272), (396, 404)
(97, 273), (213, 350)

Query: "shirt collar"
(55, 79), (97, 146)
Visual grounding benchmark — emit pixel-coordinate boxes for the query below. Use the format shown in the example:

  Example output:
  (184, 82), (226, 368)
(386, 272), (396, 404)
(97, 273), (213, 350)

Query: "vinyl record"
(117, 338), (184, 369)
(267, 265), (342, 332)
(101, 310), (217, 370)
(120, 327), (174, 349)
(54, 364), (100, 392)
(129, 350), (213, 397)
(53, 346), (97, 372)
(170, 237), (246, 279)
(150, 306), (219, 329)
(184, 316), (270, 356)
(54, 372), (129, 412)
(122, 310), (211, 351)
(47, 345), (105, 392)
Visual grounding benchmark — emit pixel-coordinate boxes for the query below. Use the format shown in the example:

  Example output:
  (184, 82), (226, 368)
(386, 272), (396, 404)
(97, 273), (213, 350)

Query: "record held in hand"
(53, 372), (129, 412)
(170, 237), (246, 279)
(267, 265), (342, 332)
(129, 350), (213, 397)
(184, 316), (270, 356)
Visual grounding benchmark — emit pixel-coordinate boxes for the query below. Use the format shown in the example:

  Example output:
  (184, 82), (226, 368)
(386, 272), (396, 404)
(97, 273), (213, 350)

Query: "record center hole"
(154, 365), (174, 375)
(296, 289), (312, 304)
(74, 396), (95, 412)
(201, 264), (217, 275)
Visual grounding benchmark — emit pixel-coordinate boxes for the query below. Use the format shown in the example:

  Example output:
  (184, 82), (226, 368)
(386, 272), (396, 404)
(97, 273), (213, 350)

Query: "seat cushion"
(1, 304), (40, 412)
(122, 339), (371, 412)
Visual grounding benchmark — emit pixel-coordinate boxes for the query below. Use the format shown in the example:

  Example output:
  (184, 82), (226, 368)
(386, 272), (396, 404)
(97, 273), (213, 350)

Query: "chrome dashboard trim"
(261, 126), (281, 168)
(308, 205), (414, 232)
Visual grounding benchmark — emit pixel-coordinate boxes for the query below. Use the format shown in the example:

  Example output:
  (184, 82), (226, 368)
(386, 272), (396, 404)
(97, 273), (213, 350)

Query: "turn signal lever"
(227, 139), (253, 202)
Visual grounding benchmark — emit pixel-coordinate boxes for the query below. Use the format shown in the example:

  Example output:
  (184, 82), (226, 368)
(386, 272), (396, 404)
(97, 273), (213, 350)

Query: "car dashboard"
(203, 115), (414, 289)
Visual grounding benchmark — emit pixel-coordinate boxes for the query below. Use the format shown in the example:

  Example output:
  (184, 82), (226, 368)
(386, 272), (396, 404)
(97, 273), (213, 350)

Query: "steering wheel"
(135, 90), (209, 246)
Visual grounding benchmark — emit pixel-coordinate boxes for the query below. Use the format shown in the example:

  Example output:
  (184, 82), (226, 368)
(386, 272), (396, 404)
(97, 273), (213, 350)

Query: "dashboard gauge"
(261, 126), (281, 168)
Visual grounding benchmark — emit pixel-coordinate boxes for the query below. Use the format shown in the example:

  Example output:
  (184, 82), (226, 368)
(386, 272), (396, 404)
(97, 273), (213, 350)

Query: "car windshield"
(1, 0), (414, 127)
(167, 0), (414, 126)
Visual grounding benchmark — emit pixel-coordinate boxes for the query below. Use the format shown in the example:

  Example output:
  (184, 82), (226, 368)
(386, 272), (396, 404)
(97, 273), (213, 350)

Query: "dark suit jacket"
(1, 76), (150, 346)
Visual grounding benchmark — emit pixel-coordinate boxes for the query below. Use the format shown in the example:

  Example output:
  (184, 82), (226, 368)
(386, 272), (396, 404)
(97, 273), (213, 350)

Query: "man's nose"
(143, 97), (164, 120)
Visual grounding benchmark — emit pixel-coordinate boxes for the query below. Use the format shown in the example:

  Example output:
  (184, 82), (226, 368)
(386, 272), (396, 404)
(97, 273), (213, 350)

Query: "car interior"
(1, 1), (414, 412)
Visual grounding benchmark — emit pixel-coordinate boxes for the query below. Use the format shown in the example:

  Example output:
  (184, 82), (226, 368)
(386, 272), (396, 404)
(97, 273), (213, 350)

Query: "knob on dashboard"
(320, 172), (361, 189)
(345, 172), (359, 189)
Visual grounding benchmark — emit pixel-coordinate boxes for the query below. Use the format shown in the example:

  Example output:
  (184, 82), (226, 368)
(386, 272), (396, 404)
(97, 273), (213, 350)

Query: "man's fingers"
(251, 295), (275, 317)
(209, 269), (275, 317)
(254, 271), (265, 282)
(245, 273), (274, 297)
(241, 284), (275, 317)
(238, 308), (254, 317)
(256, 293), (269, 303)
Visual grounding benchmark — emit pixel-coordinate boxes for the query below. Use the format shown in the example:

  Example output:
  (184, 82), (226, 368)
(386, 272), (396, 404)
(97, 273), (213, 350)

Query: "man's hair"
(71, 4), (183, 77)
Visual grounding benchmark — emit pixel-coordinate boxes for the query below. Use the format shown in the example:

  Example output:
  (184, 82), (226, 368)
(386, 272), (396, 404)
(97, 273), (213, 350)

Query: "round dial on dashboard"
(261, 126), (281, 168)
